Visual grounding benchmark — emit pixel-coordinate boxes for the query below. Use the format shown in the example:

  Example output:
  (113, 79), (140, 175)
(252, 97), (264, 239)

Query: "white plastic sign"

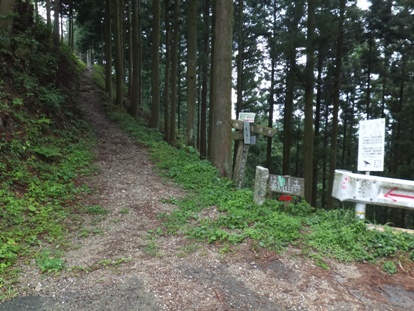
(238, 112), (256, 123)
(357, 118), (385, 172)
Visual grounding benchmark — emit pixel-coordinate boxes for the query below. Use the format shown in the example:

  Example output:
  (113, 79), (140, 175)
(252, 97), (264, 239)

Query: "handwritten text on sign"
(268, 175), (305, 197)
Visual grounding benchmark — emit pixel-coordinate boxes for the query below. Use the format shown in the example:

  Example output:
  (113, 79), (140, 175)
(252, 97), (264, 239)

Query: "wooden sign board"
(230, 120), (277, 137)
(269, 175), (305, 197)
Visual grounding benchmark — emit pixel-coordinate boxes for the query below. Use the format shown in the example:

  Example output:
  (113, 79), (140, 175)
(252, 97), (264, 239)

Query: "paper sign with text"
(357, 118), (385, 172)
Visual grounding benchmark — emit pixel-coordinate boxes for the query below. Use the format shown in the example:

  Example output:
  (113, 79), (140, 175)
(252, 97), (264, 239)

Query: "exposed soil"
(1, 68), (414, 311)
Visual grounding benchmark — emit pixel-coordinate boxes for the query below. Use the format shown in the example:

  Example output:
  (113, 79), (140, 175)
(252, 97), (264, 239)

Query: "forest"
(1, 0), (414, 226)
(3, 1), (414, 301)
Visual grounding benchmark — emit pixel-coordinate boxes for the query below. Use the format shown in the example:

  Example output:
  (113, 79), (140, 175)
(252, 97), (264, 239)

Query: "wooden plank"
(229, 120), (277, 137)
(232, 132), (257, 144)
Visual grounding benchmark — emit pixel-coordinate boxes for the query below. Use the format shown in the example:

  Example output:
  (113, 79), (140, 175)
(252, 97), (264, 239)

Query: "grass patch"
(35, 250), (65, 274)
(85, 205), (109, 215)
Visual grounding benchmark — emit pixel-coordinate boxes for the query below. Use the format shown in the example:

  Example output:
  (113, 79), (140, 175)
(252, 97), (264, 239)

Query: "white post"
(355, 202), (366, 219)
(355, 171), (370, 219)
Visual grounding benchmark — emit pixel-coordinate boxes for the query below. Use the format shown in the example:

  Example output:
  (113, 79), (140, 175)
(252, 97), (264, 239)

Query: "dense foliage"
(1, 2), (414, 298)
(67, 0), (414, 228)
(0, 9), (94, 298)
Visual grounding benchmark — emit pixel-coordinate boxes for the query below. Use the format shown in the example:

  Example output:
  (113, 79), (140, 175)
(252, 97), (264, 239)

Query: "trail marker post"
(231, 116), (276, 188)
(352, 118), (386, 219)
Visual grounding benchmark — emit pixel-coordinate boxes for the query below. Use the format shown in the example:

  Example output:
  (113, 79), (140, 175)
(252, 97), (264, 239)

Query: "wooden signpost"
(230, 119), (277, 188)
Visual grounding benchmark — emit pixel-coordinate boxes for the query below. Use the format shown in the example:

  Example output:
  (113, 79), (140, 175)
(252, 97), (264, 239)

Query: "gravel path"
(1, 68), (414, 311)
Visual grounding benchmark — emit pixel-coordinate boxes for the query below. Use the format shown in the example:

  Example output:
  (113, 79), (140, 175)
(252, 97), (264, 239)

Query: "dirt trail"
(1, 68), (414, 311)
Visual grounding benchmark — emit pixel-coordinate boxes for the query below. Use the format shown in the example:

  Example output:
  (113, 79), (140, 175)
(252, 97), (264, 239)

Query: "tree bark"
(326, 0), (345, 209)
(186, 0), (198, 146)
(46, 0), (51, 27)
(303, 0), (315, 204)
(131, 0), (142, 118)
(104, 0), (113, 100)
(53, 0), (60, 47)
(199, 0), (210, 159)
(163, 0), (171, 140)
(312, 47), (324, 208)
(150, 0), (161, 128)
(127, 1), (133, 99)
(210, 0), (233, 178)
(114, 0), (124, 107)
(266, 58), (275, 169)
(169, 0), (180, 144)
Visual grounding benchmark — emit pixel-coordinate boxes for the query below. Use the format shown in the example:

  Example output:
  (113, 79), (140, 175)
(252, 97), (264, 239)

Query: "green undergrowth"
(107, 107), (414, 272)
(1, 19), (95, 298)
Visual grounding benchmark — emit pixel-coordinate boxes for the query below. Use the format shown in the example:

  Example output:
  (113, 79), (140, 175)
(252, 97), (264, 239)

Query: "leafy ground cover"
(110, 107), (414, 274)
(0, 24), (95, 297)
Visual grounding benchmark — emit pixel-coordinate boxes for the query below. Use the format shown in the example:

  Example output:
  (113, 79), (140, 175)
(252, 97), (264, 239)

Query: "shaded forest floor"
(1, 69), (414, 311)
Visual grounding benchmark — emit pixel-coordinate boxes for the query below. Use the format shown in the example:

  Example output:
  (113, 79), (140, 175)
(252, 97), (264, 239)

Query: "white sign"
(238, 112), (256, 123)
(332, 170), (414, 210)
(357, 118), (385, 172)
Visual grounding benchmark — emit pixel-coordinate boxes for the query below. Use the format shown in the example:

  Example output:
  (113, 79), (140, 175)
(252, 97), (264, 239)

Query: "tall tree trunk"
(326, 0), (345, 209)
(311, 47), (324, 208)
(233, 0), (243, 171)
(114, 0), (124, 107)
(128, 1), (133, 98)
(163, 0), (171, 140)
(283, 51), (295, 175)
(200, 0), (210, 159)
(60, 8), (64, 42)
(169, 0), (180, 144)
(266, 58), (275, 169)
(34, 0), (38, 21)
(150, 0), (161, 128)
(210, 0), (233, 178)
(208, 0), (216, 159)
(303, 0), (315, 204)
(0, 0), (15, 39)
(104, 0), (113, 100)
(68, 0), (74, 49)
(366, 37), (373, 119)
(186, 0), (198, 146)
(53, 0), (60, 47)
(266, 1), (277, 170)
(235, 0), (243, 118)
(46, 0), (51, 27)
(131, 0), (142, 118)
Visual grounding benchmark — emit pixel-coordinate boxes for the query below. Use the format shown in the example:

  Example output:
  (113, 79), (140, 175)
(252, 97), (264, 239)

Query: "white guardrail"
(332, 170), (414, 210)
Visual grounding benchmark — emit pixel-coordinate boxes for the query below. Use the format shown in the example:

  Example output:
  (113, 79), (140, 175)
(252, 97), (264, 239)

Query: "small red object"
(279, 195), (292, 201)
